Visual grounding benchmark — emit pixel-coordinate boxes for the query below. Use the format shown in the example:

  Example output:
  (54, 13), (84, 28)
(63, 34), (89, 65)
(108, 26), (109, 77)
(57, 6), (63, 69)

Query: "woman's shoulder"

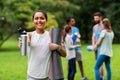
(101, 29), (114, 35)
(45, 30), (50, 36)
(101, 29), (106, 32)
(102, 29), (114, 33)
(102, 29), (106, 31)
(45, 30), (49, 33)
(27, 31), (35, 34)
(27, 31), (35, 36)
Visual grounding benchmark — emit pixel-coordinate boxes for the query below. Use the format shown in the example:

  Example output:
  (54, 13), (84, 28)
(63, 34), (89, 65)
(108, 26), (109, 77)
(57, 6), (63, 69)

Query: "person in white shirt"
(18, 10), (66, 80)
(63, 24), (80, 80)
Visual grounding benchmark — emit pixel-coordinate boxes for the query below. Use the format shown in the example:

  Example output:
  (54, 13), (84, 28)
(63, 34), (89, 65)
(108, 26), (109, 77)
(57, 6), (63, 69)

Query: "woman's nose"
(38, 19), (41, 21)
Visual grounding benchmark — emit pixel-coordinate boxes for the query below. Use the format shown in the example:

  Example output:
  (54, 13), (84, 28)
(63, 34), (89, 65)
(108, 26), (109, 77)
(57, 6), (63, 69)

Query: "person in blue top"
(66, 17), (88, 80)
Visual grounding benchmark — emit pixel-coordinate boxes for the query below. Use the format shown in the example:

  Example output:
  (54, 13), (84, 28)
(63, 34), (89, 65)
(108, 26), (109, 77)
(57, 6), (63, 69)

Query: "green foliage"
(0, 0), (35, 47)
(100, 3), (120, 42)
(39, 0), (80, 27)
(70, 0), (120, 43)
(0, 0), (120, 47)
(0, 0), (80, 47)
(45, 13), (58, 30)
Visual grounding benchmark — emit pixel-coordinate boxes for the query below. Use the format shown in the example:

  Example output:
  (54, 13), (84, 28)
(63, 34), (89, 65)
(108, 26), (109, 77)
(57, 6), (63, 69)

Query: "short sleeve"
(100, 30), (106, 38)
(72, 27), (79, 33)
(76, 28), (79, 33)
(93, 26), (95, 34)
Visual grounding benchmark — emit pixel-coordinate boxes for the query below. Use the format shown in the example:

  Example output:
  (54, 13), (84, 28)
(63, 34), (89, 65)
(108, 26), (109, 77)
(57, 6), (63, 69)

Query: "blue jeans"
(68, 58), (76, 80)
(94, 55), (111, 80)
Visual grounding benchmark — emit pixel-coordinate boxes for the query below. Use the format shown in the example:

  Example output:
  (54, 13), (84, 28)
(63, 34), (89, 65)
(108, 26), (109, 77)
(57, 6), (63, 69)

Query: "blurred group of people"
(61, 12), (114, 80)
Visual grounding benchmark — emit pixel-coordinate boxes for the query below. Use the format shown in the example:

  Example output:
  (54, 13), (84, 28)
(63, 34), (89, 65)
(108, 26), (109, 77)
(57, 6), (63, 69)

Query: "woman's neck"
(67, 31), (71, 35)
(36, 29), (45, 34)
(106, 28), (112, 32)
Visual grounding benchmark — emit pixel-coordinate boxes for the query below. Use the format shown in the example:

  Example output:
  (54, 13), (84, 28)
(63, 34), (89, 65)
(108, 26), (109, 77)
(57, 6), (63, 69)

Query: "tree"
(100, 2), (120, 43)
(0, 0), (80, 47)
(38, 0), (80, 27)
(0, 0), (35, 47)
(69, 0), (120, 43)
(0, 0), (120, 48)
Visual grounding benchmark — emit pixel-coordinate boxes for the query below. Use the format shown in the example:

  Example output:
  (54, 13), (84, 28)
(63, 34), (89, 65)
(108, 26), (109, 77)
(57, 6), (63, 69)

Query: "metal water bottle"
(20, 31), (27, 56)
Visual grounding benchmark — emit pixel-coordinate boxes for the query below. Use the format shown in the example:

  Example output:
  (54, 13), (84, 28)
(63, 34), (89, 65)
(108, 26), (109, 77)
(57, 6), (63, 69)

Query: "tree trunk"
(0, 29), (17, 48)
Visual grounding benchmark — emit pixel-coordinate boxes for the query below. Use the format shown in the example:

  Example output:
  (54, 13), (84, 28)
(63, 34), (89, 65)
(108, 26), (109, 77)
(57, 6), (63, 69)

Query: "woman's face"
(33, 12), (47, 30)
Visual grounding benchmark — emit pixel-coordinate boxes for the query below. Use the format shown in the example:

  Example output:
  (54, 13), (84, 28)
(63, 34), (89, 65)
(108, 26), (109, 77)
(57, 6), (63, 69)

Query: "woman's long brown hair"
(103, 18), (112, 32)
(62, 24), (72, 42)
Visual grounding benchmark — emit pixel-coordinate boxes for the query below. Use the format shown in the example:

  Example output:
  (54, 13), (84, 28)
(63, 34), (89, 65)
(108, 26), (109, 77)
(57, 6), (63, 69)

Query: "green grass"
(62, 43), (120, 80)
(0, 36), (120, 80)
(0, 36), (27, 80)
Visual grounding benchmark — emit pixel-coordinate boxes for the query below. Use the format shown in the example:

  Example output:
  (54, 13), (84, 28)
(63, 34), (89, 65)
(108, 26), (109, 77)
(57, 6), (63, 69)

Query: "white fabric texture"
(64, 34), (80, 60)
(100, 30), (114, 57)
(27, 31), (51, 78)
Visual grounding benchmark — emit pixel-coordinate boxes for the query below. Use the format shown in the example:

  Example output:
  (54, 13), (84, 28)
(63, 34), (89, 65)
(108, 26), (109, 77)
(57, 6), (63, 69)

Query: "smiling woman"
(18, 10), (66, 80)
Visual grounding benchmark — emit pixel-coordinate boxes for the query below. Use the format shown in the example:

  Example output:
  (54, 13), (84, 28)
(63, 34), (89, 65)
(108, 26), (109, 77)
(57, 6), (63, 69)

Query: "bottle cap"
(22, 30), (27, 34)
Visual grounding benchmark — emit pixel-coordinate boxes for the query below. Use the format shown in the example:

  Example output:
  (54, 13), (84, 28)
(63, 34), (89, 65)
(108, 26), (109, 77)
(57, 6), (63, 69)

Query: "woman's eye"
(40, 17), (45, 20)
(34, 17), (38, 20)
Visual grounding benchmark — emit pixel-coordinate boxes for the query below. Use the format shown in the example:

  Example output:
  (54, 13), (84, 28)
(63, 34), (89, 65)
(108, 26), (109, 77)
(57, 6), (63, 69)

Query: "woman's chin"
(37, 26), (44, 29)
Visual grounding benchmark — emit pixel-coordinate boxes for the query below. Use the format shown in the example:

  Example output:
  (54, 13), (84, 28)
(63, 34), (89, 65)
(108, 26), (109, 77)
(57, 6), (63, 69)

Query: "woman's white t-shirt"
(27, 31), (51, 78)
(100, 30), (114, 57)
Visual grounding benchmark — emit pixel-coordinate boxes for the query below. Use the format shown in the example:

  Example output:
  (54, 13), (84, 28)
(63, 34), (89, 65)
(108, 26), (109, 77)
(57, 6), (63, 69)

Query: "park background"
(0, 0), (120, 80)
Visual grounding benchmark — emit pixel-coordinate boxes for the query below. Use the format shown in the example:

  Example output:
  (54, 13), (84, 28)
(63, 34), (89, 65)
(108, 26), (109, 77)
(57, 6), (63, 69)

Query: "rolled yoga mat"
(50, 28), (64, 80)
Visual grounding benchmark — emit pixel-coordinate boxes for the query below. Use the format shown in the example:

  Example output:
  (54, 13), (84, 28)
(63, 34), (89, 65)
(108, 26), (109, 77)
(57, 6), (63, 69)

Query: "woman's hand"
(18, 32), (31, 48)
(93, 45), (98, 51)
(49, 43), (66, 57)
(49, 43), (59, 51)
